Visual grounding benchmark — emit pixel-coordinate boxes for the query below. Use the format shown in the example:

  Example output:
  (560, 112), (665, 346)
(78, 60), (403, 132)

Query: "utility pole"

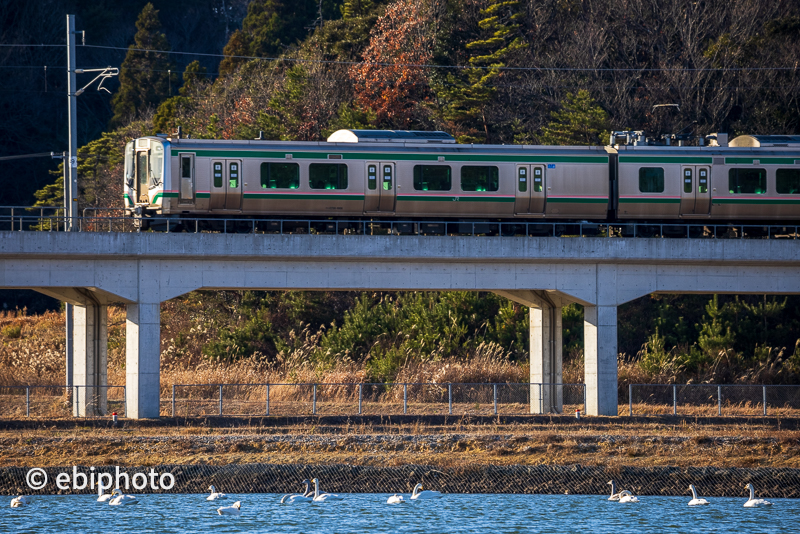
(66, 14), (77, 392)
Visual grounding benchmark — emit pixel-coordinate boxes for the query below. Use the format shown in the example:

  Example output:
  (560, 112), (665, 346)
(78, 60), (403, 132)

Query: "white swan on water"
(618, 490), (640, 503)
(410, 483), (441, 500)
(217, 501), (242, 515)
(311, 478), (341, 502)
(743, 483), (772, 507)
(10, 496), (31, 508)
(207, 485), (228, 501)
(281, 480), (313, 504)
(387, 494), (405, 504)
(607, 480), (623, 501)
(687, 484), (710, 506)
(108, 489), (138, 506)
(97, 485), (112, 502)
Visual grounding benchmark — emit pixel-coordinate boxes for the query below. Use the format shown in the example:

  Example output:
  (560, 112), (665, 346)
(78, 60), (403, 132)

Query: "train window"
(260, 162), (299, 189)
(638, 168), (664, 193)
(181, 156), (192, 179)
(413, 165), (451, 191)
(533, 167), (543, 192)
(229, 162), (239, 188)
(728, 168), (766, 194)
(461, 166), (498, 192)
(683, 169), (692, 193)
(213, 162), (223, 188)
(367, 165), (377, 190)
(383, 165), (393, 191)
(699, 169), (708, 194)
(776, 169), (800, 194)
(518, 168), (527, 192)
(149, 144), (164, 186)
(310, 163), (348, 189)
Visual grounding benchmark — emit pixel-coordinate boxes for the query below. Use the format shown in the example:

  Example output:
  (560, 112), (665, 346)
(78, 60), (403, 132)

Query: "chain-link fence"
(168, 383), (586, 417)
(629, 384), (800, 416)
(0, 385), (125, 417)
(1, 463), (799, 497)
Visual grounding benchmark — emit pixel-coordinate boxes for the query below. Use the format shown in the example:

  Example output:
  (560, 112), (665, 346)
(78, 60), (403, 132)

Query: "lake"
(1, 492), (795, 533)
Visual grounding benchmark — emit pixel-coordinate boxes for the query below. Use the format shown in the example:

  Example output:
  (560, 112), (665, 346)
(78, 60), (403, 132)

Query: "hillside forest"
(2, 0), (800, 388)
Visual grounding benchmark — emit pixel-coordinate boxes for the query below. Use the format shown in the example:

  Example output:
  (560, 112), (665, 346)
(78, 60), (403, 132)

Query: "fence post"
(539, 384), (543, 414)
(763, 385), (767, 416)
(26, 386), (30, 418)
(219, 384), (223, 416)
(313, 384), (317, 415)
(403, 383), (408, 415)
(717, 385), (722, 416)
(673, 384), (677, 416)
(172, 385), (175, 417)
(266, 384), (270, 416)
(584, 384), (587, 415)
(448, 384), (452, 415)
(74, 386), (79, 418)
(493, 384), (498, 415)
(629, 384), (633, 416)
(123, 386), (127, 418)
(358, 384), (362, 415)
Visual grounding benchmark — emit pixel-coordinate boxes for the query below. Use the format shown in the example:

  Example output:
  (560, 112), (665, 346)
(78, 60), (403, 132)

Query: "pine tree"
(436, 0), (527, 143)
(539, 90), (611, 146)
(110, 3), (173, 127)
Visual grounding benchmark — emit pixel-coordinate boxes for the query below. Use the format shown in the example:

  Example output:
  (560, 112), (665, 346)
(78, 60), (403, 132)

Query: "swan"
(410, 483), (441, 500)
(108, 488), (138, 506)
(743, 483), (772, 507)
(618, 490), (639, 503)
(207, 485), (227, 501)
(687, 484), (710, 506)
(607, 480), (623, 501)
(281, 480), (313, 504)
(311, 478), (341, 502)
(217, 501), (242, 515)
(10, 496), (31, 508)
(387, 494), (405, 504)
(97, 485), (113, 502)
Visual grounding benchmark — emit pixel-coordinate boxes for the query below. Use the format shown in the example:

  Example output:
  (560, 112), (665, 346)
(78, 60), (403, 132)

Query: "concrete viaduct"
(2, 231), (799, 418)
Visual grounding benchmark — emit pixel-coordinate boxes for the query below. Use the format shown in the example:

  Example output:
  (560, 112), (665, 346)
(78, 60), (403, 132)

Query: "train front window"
(729, 168), (766, 194)
(150, 144), (163, 186)
(461, 166), (498, 192)
(261, 162), (299, 189)
(638, 167), (664, 193)
(413, 165), (451, 191)
(136, 152), (148, 201)
(309, 163), (348, 189)
(776, 169), (800, 194)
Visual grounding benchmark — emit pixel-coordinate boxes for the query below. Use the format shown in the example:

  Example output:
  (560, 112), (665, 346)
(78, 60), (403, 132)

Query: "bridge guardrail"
(2, 206), (799, 238)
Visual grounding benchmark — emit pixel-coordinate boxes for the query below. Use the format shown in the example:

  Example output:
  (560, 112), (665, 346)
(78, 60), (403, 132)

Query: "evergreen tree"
(342, 0), (374, 19)
(539, 90), (611, 146)
(436, 0), (527, 143)
(110, 3), (173, 127)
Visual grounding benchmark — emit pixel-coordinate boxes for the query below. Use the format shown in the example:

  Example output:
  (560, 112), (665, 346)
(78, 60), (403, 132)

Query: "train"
(123, 129), (800, 231)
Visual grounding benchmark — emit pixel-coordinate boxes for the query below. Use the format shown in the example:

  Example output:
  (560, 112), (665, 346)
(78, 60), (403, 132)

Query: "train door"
(514, 165), (546, 214)
(210, 159), (242, 210)
(178, 153), (195, 204)
(136, 149), (149, 203)
(364, 162), (396, 213)
(680, 166), (711, 216)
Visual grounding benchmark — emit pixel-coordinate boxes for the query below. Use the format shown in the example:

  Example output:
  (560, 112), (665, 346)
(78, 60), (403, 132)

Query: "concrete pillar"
(126, 302), (161, 418)
(530, 305), (563, 414)
(73, 303), (107, 416)
(584, 305), (618, 416)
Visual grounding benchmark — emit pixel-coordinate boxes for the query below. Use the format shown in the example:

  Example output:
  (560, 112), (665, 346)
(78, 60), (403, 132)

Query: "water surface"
(1, 493), (795, 533)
